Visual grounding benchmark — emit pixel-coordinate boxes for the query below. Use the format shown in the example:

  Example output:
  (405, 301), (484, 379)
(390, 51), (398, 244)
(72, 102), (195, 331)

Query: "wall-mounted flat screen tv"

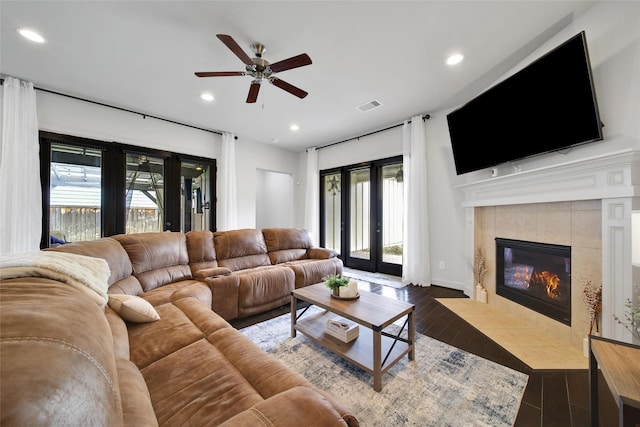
(446, 31), (603, 175)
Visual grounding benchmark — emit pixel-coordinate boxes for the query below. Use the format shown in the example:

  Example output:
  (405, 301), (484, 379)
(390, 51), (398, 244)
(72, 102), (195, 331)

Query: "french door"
(320, 156), (403, 276)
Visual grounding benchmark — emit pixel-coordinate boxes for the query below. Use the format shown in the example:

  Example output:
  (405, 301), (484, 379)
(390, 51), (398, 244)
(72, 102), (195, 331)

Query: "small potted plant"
(324, 274), (349, 296)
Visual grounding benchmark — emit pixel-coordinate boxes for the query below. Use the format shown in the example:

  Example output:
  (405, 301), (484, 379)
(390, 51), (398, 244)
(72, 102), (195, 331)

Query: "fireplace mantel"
(456, 149), (640, 207)
(457, 148), (640, 343)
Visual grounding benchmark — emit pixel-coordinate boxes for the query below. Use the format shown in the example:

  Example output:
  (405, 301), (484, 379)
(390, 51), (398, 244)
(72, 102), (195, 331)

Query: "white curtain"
(304, 147), (319, 245)
(0, 77), (41, 255)
(217, 132), (237, 231)
(402, 115), (431, 286)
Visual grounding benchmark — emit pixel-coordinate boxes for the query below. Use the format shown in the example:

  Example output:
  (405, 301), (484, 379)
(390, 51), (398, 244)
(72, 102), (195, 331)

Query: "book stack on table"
(326, 316), (359, 342)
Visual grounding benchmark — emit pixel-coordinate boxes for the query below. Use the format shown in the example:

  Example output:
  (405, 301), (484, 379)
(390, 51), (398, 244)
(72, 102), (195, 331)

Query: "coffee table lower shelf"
(293, 309), (411, 391)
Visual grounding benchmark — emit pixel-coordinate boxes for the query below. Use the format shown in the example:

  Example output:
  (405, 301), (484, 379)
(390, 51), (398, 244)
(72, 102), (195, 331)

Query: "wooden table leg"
(588, 337), (598, 427)
(290, 293), (297, 338)
(373, 326), (382, 392)
(408, 309), (415, 360)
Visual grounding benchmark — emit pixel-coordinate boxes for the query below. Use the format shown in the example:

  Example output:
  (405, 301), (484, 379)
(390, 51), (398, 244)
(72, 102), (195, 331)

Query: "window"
(49, 142), (102, 244)
(125, 153), (165, 233)
(40, 131), (216, 247)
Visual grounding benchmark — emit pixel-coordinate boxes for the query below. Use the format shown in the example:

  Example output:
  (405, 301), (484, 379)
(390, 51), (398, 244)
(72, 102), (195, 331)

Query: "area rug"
(342, 267), (407, 289)
(240, 306), (529, 427)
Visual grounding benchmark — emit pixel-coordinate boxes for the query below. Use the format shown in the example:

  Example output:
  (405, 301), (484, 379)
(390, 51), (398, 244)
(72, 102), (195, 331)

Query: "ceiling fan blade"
(246, 81), (261, 103)
(269, 53), (312, 73)
(270, 78), (308, 99)
(195, 71), (245, 77)
(216, 34), (254, 66)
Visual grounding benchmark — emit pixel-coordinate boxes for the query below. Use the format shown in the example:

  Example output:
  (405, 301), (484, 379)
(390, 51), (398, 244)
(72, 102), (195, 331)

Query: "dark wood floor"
(231, 282), (619, 427)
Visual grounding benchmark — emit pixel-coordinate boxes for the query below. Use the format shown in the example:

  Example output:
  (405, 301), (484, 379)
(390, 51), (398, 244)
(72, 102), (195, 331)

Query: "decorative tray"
(330, 293), (360, 300)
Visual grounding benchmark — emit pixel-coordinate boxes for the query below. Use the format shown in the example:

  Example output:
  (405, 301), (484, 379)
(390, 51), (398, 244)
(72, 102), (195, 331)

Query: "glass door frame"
(344, 162), (378, 272)
(319, 155), (403, 276)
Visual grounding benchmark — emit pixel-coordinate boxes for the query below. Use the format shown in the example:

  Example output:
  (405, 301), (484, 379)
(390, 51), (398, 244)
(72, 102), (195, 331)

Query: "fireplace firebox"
(496, 238), (571, 325)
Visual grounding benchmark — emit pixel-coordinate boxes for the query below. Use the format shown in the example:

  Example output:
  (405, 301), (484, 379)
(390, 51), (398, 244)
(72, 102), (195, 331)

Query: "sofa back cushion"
(214, 229), (271, 271)
(262, 228), (311, 265)
(49, 237), (133, 285)
(185, 230), (218, 274)
(114, 232), (191, 293)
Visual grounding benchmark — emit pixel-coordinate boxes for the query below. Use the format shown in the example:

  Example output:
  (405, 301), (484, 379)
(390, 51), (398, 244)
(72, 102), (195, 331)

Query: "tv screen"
(447, 31), (603, 175)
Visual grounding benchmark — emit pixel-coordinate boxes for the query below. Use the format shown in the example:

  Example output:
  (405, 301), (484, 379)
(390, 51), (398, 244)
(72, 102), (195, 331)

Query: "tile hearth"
(436, 298), (587, 370)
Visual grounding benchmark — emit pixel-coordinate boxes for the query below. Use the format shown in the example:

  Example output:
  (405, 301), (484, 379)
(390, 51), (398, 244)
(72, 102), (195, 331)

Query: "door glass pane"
(381, 163), (403, 265)
(323, 173), (341, 254)
(125, 154), (164, 233)
(181, 161), (210, 232)
(350, 168), (370, 260)
(49, 143), (102, 245)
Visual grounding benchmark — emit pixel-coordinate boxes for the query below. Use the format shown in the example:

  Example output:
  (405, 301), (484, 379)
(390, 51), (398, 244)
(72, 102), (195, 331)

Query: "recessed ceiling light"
(446, 54), (464, 66)
(17, 28), (46, 43)
(290, 124), (299, 131)
(200, 93), (214, 102)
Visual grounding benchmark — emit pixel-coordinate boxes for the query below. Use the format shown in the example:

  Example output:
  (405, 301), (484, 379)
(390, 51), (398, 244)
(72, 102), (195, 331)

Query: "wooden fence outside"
(50, 207), (161, 243)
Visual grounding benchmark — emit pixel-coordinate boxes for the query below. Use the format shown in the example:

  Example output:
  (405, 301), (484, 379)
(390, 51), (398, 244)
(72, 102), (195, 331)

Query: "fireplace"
(496, 238), (572, 326)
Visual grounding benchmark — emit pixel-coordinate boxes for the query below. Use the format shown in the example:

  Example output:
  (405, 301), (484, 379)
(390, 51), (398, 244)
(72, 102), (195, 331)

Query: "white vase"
(583, 336), (590, 358)
(479, 289), (487, 304)
(476, 284), (483, 301)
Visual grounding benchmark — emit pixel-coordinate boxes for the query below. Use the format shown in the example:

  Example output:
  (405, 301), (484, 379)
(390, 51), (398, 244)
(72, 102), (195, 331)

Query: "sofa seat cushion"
(136, 280), (212, 308)
(0, 278), (123, 427)
(286, 258), (343, 288)
(128, 298), (231, 369)
(218, 387), (350, 427)
(141, 337), (265, 426)
(141, 325), (341, 426)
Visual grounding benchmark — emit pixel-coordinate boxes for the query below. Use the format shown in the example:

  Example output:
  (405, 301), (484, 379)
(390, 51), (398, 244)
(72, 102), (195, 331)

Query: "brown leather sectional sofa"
(0, 228), (357, 426)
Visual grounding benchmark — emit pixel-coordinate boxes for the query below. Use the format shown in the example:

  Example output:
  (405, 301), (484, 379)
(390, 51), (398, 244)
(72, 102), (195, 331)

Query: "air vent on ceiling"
(356, 99), (382, 113)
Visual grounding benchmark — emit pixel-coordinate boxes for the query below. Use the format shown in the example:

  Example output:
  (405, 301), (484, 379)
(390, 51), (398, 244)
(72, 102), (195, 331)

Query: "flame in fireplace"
(514, 265), (532, 286)
(532, 271), (561, 299)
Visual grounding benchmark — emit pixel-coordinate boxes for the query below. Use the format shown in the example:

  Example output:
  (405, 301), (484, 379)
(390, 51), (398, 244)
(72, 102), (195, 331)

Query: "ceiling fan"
(195, 34), (312, 103)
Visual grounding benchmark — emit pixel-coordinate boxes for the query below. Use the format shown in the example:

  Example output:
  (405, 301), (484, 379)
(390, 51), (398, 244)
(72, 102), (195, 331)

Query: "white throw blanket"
(0, 251), (110, 307)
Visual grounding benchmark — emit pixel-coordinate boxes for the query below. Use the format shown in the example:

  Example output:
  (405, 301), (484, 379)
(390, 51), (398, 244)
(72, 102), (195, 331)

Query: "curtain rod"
(314, 114), (430, 151)
(0, 76), (232, 137)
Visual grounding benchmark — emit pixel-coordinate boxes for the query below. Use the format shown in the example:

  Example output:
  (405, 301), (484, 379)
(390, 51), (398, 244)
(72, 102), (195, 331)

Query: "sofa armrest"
(308, 247), (337, 259)
(217, 386), (357, 427)
(193, 267), (232, 279)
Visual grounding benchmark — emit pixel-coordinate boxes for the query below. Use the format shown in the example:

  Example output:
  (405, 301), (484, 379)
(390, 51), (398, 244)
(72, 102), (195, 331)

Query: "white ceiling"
(1, 1), (598, 151)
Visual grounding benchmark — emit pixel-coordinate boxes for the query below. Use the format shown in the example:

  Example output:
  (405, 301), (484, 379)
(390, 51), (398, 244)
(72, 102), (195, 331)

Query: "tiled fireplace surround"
(458, 149), (640, 352)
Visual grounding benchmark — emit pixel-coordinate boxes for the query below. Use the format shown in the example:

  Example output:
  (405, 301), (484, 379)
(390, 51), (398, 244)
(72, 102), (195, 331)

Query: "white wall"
(255, 169), (294, 228)
(37, 90), (220, 158)
(296, 1), (640, 292)
(234, 138), (300, 229)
